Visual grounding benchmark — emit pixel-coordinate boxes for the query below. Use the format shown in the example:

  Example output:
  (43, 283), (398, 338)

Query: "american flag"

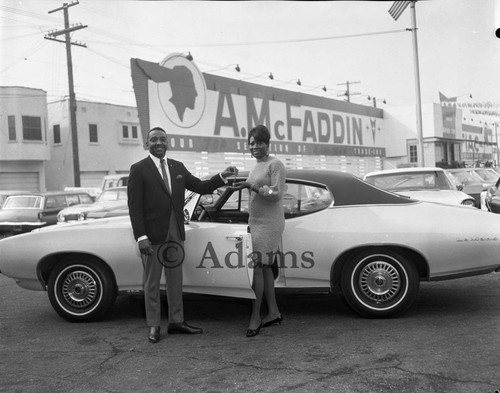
(388, 1), (411, 21)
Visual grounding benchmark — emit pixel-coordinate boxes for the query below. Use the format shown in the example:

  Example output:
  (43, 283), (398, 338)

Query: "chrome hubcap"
(62, 271), (97, 308)
(359, 261), (400, 302)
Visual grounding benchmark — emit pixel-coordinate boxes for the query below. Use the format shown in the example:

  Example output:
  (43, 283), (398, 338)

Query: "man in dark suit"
(128, 126), (238, 343)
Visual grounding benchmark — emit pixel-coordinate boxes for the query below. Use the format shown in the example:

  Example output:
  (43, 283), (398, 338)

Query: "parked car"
(446, 168), (487, 208)
(101, 174), (128, 190)
(0, 191), (93, 237)
(61, 174), (130, 202)
(1, 169), (498, 323)
(471, 167), (500, 184)
(57, 187), (128, 223)
(364, 167), (477, 207)
(0, 190), (28, 209)
(484, 177), (500, 213)
(469, 168), (500, 210)
(86, 206), (129, 220)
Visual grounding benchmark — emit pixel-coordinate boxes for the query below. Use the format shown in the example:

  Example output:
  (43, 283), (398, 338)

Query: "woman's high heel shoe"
(262, 314), (283, 328)
(246, 323), (262, 337)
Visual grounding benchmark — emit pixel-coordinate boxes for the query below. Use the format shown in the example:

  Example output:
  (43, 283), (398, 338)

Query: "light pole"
(495, 122), (499, 167)
(388, 1), (425, 167)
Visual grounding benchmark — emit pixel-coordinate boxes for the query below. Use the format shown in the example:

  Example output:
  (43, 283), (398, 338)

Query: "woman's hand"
(231, 181), (251, 190)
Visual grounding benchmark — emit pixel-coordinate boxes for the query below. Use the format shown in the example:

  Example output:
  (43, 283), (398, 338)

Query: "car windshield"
(474, 169), (499, 182)
(366, 171), (453, 191)
(3, 195), (43, 209)
(449, 170), (483, 185)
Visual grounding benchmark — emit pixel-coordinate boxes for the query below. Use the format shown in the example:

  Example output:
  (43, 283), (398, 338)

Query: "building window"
(120, 124), (140, 142)
(89, 124), (98, 143)
(8, 116), (16, 141)
(22, 116), (42, 141)
(53, 125), (61, 144)
(409, 145), (418, 163)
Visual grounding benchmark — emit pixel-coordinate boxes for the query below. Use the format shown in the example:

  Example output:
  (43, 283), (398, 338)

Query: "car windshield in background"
(473, 168), (499, 182)
(366, 171), (453, 191)
(3, 196), (42, 209)
(449, 170), (483, 185)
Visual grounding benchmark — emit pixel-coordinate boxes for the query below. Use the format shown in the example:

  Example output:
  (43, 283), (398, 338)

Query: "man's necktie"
(160, 158), (171, 194)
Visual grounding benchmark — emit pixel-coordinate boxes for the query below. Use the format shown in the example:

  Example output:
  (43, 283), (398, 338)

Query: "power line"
(76, 29), (409, 49)
(180, 29), (408, 48)
(0, 4), (58, 23)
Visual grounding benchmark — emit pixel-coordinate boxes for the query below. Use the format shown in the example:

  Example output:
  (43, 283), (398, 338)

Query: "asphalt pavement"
(1, 272), (500, 393)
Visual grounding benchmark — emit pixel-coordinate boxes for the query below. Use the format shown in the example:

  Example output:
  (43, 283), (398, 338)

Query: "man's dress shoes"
(167, 322), (203, 335)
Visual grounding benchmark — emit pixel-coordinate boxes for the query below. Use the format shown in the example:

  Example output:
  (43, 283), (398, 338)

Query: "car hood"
(86, 206), (129, 219)
(394, 190), (469, 205)
(0, 209), (39, 222)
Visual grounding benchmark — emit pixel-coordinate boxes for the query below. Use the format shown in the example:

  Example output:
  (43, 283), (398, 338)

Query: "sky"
(1, 0), (499, 122)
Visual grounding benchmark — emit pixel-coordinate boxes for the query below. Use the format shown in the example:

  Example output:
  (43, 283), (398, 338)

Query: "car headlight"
(461, 199), (476, 207)
(57, 212), (65, 222)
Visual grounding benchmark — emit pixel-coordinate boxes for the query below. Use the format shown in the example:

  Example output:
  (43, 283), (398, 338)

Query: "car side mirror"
(456, 184), (463, 191)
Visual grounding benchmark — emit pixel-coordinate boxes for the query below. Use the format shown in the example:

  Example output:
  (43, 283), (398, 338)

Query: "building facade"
(46, 99), (144, 190)
(383, 101), (496, 170)
(0, 86), (49, 191)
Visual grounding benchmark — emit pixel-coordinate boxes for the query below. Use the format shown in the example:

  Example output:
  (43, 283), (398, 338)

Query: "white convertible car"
(1, 169), (499, 322)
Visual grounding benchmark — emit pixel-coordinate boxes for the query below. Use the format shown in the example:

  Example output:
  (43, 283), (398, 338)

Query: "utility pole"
(337, 81), (361, 102)
(45, 1), (87, 187)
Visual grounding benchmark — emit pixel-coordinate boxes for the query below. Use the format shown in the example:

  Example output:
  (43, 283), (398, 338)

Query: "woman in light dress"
(233, 125), (286, 337)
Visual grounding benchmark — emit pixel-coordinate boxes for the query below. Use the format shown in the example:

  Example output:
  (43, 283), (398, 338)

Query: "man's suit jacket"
(127, 156), (225, 244)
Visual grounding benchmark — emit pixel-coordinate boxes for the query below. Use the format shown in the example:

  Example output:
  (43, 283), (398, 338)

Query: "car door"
(40, 195), (67, 225)
(180, 190), (255, 299)
(279, 181), (335, 288)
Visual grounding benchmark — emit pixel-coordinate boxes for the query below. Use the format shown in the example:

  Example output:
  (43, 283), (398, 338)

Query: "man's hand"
(221, 166), (238, 180)
(138, 238), (153, 256)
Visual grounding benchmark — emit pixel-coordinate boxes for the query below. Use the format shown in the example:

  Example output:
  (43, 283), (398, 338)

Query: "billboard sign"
(131, 54), (385, 157)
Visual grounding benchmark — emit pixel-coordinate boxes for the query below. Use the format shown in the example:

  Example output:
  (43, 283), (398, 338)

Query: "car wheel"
(341, 250), (419, 318)
(48, 257), (117, 322)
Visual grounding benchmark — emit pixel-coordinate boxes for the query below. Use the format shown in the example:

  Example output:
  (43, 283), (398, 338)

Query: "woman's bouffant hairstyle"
(248, 125), (270, 145)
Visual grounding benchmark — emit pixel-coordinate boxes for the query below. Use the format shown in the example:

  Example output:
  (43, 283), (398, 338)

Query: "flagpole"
(410, 1), (425, 167)
(496, 122), (499, 167)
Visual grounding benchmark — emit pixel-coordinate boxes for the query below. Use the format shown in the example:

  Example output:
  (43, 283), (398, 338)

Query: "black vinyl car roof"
(236, 169), (414, 207)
